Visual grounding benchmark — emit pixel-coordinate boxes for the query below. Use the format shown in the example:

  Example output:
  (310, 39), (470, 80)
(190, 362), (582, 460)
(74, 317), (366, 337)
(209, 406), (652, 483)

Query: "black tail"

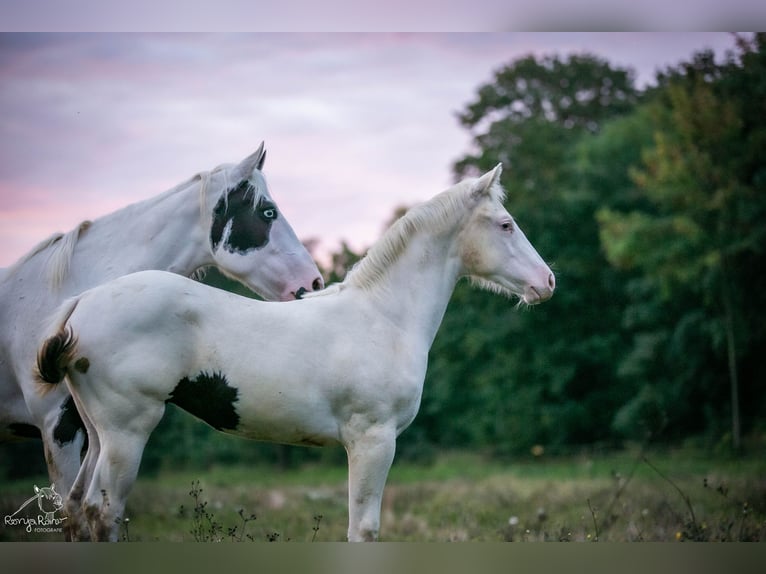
(36, 296), (80, 390)
(36, 326), (78, 388)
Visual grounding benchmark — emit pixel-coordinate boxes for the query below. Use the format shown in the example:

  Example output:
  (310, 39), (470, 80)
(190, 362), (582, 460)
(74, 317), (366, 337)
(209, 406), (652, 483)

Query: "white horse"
(36, 165), (554, 541)
(0, 143), (323, 528)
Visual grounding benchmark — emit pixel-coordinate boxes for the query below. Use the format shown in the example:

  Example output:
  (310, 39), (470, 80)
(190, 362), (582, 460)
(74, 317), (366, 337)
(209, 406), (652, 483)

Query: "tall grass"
(1, 448), (763, 541)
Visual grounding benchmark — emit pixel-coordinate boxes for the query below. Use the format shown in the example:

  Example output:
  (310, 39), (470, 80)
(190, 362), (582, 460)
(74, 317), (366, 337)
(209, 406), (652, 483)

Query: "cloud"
(0, 33), (742, 268)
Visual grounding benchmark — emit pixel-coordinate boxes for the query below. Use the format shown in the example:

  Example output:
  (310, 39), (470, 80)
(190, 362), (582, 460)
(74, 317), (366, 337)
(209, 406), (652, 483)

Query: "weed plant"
(1, 448), (763, 541)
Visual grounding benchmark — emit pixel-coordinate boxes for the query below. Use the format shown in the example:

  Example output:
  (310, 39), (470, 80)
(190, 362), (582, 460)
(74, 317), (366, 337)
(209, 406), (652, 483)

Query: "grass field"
(2, 447), (764, 542)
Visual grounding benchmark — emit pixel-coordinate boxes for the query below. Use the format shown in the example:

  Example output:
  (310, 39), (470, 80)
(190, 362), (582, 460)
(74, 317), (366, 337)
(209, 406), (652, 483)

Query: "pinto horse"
(37, 165), (554, 541)
(0, 144), (323, 532)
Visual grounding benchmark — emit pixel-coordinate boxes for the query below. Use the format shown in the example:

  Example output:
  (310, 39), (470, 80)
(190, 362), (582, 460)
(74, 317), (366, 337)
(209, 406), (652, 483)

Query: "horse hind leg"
(63, 393), (100, 541)
(32, 388), (87, 539)
(80, 399), (165, 541)
(81, 430), (146, 541)
(65, 360), (166, 540)
(65, 440), (97, 541)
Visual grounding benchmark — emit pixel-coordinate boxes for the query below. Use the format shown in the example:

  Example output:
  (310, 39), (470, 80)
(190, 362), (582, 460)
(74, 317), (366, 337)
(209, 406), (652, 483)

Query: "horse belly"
(231, 317), (427, 446)
(222, 370), (338, 447)
(165, 328), (340, 446)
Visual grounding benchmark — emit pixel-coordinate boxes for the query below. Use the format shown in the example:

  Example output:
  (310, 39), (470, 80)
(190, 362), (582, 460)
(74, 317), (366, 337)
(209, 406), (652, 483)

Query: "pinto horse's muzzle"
(294, 277), (324, 300)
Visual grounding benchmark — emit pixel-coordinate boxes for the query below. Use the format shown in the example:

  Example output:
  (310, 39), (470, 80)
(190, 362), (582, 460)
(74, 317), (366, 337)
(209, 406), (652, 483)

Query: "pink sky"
(0, 33), (742, 268)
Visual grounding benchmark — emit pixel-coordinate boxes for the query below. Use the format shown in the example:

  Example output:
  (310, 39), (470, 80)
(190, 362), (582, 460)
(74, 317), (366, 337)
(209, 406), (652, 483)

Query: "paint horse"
(37, 165), (554, 541)
(0, 143), (323, 534)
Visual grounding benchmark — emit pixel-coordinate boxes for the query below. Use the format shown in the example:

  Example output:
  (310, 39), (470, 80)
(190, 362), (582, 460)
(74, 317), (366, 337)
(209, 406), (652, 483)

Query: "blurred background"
(0, 33), (766, 541)
(0, 34), (766, 486)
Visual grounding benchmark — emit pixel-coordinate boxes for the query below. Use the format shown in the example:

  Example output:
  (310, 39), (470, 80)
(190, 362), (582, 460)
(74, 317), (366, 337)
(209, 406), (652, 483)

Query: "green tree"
(406, 53), (643, 457)
(324, 240), (364, 284)
(597, 35), (766, 450)
(455, 53), (638, 178)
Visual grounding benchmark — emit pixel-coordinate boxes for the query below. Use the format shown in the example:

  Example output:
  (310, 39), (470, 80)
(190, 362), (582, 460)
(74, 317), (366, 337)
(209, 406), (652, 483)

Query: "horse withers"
(37, 164), (554, 541)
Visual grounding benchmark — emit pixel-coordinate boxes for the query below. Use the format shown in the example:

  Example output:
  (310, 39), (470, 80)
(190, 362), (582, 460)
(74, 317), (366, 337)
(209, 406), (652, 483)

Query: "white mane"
(342, 178), (506, 292)
(4, 222), (92, 287)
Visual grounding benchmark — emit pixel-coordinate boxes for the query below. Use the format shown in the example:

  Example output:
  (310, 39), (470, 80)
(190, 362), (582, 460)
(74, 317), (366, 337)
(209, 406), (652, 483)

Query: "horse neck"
(361, 230), (462, 349)
(68, 179), (212, 287)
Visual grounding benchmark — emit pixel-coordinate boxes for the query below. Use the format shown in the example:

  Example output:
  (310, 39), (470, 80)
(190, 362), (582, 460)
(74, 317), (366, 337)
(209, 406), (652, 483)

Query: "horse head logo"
(34, 484), (63, 521)
(8, 483), (64, 521)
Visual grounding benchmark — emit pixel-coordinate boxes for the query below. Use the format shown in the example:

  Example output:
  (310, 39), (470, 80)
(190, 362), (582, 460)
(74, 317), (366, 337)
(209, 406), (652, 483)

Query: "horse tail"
(36, 297), (81, 391)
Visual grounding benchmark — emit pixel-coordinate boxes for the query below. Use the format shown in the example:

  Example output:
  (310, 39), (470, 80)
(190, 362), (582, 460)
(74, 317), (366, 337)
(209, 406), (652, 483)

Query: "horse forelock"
(488, 179), (507, 204)
(345, 180), (482, 291)
(204, 164), (269, 212)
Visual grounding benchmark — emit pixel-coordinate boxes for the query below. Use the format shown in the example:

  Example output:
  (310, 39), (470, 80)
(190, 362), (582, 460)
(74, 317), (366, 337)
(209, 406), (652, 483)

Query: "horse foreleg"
(344, 425), (396, 542)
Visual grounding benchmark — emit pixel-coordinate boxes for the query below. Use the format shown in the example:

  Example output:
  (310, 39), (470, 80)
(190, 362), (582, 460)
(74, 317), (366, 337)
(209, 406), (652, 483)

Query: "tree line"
(410, 33), (766, 458)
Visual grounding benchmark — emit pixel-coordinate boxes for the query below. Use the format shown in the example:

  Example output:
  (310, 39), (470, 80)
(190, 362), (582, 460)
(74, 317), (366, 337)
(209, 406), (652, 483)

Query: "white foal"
(37, 164), (554, 541)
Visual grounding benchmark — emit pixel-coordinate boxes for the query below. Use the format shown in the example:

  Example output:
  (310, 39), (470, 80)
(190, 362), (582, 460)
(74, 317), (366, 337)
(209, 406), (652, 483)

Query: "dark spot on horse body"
(210, 180), (277, 254)
(74, 357), (90, 373)
(53, 396), (86, 447)
(8, 423), (42, 439)
(167, 371), (240, 431)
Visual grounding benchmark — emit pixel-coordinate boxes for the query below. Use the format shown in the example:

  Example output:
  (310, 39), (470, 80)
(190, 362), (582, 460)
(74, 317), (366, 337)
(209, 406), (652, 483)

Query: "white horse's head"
(206, 144), (323, 301)
(458, 165), (555, 305)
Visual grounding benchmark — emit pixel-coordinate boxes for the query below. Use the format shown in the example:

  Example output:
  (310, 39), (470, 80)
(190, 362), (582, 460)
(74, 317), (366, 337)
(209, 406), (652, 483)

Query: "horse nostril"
(312, 277), (324, 291)
(548, 273), (556, 290)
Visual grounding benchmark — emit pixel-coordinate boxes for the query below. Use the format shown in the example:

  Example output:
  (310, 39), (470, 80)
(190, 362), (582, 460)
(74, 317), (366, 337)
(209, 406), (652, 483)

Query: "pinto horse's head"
(206, 144), (323, 301)
(458, 164), (555, 305)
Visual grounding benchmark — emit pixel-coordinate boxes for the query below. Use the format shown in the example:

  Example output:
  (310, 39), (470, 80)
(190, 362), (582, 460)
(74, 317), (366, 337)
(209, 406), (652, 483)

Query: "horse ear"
(473, 164), (503, 197)
(257, 148), (266, 171)
(236, 142), (267, 178)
